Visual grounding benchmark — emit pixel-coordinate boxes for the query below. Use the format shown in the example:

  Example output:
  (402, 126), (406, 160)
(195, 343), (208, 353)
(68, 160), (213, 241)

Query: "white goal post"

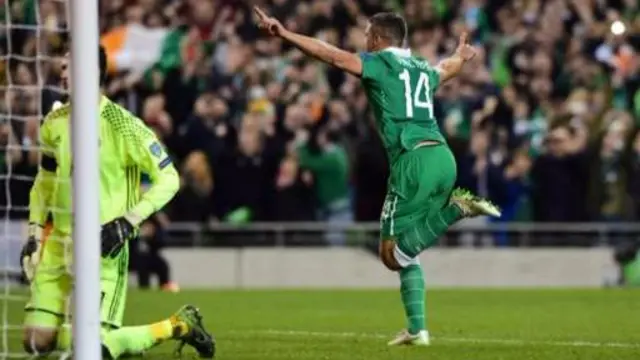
(69, 0), (101, 358)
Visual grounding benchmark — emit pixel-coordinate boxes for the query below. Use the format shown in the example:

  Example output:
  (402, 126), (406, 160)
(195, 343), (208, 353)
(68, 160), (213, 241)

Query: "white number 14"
(398, 69), (434, 119)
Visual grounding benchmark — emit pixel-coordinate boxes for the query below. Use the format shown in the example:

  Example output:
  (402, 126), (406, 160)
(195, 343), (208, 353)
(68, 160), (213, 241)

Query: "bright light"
(611, 21), (626, 35)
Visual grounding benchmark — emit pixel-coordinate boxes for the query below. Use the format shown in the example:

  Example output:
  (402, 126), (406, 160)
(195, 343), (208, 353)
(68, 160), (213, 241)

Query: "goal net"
(1, 0), (71, 357)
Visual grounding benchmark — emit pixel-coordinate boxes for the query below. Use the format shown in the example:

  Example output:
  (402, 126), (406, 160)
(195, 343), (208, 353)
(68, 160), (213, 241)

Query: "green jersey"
(297, 143), (350, 208)
(360, 48), (444, 164)
(29, 96), (179, 237)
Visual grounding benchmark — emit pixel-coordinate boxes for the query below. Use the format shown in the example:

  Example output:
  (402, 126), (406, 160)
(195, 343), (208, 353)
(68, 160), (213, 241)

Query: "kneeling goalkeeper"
(20, 46), (215, 359)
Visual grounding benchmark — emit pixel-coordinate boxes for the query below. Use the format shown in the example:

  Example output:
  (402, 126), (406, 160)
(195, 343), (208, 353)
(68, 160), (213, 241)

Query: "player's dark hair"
(99, 45), (107, 86)
(369, 12), (407, 47)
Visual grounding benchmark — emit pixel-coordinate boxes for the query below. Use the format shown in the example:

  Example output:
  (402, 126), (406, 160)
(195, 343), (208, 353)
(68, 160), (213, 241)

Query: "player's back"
(360, 49), (445, 163)
(40, 97), (170, 236)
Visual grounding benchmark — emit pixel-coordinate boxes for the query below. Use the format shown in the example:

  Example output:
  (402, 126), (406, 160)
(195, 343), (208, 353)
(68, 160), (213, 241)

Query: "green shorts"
(380, 144), (457, 238)
(24, 230), (129, 329)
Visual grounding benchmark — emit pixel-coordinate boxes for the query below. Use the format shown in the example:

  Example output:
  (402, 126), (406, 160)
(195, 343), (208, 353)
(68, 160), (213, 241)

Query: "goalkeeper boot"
(450, 188), (501, 218)
(388, 329), (430, 346)
(173, 305), (216, 359)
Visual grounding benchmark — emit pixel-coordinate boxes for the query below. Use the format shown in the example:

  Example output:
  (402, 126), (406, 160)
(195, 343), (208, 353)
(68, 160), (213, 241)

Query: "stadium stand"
(2, 0), (639, 228)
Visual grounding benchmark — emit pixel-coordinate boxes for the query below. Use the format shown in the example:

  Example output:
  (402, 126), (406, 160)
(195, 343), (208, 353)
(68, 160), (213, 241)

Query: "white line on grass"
(238, 329), (640, 349)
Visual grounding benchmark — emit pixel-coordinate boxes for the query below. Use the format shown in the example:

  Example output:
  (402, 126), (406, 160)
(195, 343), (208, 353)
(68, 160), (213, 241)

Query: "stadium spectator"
(129, 212), (179, 292)
(296, 123), (352, 244)
(353, 124), (388, 222)
(613, 241), (640, 286)
(273, 155), (315, 221)
(170, 92), (235, 163)
(531, 122), (589, 223)
(587, 117), (634, 221)
(212, 114), (274, 222)
(168, 150), (214, 222)
(627, 131), (640, 218)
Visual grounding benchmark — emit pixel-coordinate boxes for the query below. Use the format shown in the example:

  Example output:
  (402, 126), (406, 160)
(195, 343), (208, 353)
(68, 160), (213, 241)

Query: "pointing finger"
(253, 6), (267, 20)
(459, 31), (468, 45)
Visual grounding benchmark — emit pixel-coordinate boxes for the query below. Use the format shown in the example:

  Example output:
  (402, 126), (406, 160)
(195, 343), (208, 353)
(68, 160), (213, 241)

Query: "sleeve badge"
(149, 142), (163, 158)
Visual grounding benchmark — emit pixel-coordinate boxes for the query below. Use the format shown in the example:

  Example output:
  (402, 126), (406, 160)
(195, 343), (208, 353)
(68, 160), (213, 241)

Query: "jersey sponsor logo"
(149, 142), (163, 158)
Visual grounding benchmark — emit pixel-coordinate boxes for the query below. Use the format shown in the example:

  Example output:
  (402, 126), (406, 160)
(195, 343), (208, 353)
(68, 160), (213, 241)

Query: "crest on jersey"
(149, 142), (163, 158)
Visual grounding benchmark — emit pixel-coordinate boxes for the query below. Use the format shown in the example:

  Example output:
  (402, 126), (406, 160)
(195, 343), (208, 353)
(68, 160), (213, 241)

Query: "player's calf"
(379, 239), (403, 271)
(22, 327), (58, 355)
(380, 239), (424, 271)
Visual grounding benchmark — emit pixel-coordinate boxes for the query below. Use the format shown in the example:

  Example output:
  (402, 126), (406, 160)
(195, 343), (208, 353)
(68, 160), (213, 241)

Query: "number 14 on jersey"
(398, 69), (434, 119)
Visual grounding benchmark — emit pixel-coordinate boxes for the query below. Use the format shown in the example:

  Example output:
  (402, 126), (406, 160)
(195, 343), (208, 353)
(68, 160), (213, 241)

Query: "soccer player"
(253, 8), (501, 346)
(19, 46), (215, 359)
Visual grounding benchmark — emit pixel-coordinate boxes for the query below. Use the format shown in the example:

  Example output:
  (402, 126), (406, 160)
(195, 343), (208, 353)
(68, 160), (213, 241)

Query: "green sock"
(397, 204), (462, 258)
(102, 319), (182, 359)
(56, 323), (72, 351)
(399, 264), (425, 335)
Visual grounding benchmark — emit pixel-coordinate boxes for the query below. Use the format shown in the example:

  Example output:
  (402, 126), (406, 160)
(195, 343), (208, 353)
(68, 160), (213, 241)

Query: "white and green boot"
(387, 329), (430, 346)
(450, 188), (502, 218)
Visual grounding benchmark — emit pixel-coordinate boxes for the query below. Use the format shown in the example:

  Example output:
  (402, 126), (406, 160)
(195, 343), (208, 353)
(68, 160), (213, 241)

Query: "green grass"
(3, 289), (640, 359)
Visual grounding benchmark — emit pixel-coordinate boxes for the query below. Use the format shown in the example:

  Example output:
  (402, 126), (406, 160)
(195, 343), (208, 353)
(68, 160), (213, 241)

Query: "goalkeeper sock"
(102, 317), (188, 359)
(55, 323), (72, 351)
(396, 204), (462, 259)
(399, 264), (426, 335)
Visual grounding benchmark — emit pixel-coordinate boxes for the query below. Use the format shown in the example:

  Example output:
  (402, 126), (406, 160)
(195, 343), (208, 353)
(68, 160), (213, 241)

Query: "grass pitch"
(4, 289), (640, 359)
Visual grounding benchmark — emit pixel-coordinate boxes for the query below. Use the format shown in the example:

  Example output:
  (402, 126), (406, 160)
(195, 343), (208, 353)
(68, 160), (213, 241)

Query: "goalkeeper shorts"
(24, 230), (130, 329)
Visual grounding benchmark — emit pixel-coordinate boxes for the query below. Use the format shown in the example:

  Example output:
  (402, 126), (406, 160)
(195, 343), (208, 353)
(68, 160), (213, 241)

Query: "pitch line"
(243, 329), (640, 349)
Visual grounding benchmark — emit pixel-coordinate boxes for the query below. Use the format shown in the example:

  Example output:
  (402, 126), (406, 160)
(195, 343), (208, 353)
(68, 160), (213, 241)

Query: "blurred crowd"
(1, 0), (640, 233)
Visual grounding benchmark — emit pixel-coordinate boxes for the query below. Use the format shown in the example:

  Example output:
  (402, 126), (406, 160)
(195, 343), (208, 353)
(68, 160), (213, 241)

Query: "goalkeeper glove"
(21, 223), (43, 283)
(101, 217), (136, 258)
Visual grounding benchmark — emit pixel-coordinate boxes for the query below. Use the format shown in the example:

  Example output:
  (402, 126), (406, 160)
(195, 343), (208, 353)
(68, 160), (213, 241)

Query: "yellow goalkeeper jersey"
(29, 96), (179, 238)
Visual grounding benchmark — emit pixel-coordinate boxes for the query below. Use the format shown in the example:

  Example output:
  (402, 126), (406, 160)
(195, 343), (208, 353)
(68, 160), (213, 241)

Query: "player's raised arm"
(118, 117), (180, 227)
(435, 32), (476, 83)
(253, 6), (363, 77)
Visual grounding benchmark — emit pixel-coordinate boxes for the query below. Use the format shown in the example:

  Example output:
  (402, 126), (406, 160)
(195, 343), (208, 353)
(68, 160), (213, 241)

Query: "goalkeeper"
(19, 46), (215, 359)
